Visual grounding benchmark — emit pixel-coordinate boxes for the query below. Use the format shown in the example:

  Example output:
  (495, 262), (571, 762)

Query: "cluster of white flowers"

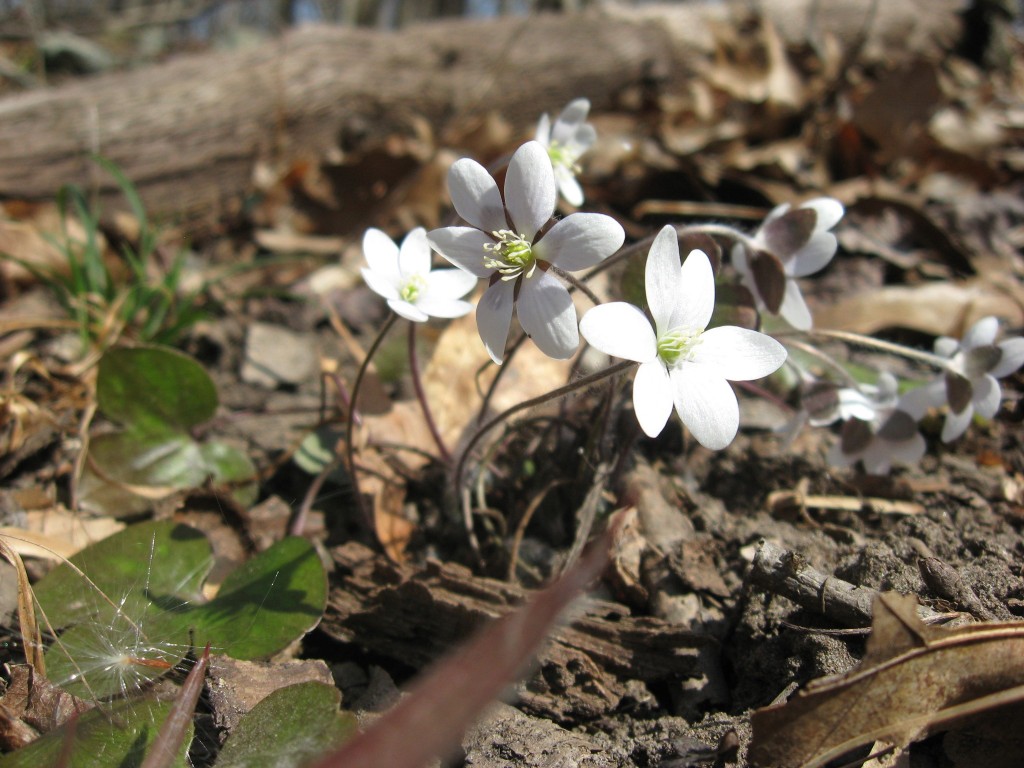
(798, 317), (1024, 473)
(355, 97), (1024, 468)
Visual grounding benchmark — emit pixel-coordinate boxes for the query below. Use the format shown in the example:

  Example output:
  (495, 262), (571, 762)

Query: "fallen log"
(0, 1), (961, 222)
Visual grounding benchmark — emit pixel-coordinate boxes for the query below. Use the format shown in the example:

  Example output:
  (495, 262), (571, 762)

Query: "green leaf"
(34, 521), (212, 699)
(179, 537), (327, 660)
(215, 682), (356, 768)
(97, 345), (218, 432)
(0, 699), (190, 768)
(34, 524), (327, 699)
(33, 520), (212, 631)
(79, 429), (256, 518)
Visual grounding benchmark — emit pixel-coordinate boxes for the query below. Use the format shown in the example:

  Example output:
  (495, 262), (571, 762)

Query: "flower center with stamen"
(400, 274), (427, 303)
(658, 328), (703, 366)
(547, 141), (581, 174)
(483, 229), (537, 281)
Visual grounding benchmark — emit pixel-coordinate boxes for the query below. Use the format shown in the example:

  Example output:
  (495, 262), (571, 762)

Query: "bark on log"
(0, 0), (961, 220)
(322, 541), (707, 722)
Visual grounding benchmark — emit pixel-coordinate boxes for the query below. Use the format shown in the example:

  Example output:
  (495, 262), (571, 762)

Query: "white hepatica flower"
(732, 197), (844, 330)
(804, 371), (899, 428)
(360, 227), (477, 323)
(579, 225), (787, 450)
(427, 140), (624, 364)
(901, 316), (1024, 442)
(827, 403), (927, 475)
(535, 98), (596, 207)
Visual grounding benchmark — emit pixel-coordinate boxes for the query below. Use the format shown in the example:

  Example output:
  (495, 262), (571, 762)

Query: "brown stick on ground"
(749, 539), (948, 628)
(0, 0), (961, 220)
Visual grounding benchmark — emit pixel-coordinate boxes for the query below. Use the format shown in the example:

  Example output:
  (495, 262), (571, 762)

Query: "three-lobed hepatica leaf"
(215, 682), (357, 768)
(34, 521), (327, 700)
(79, 345), (256, 516)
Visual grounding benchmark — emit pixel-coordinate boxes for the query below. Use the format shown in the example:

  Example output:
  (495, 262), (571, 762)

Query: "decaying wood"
(321, 541), (707, 722)
(0, 0), (962, 221)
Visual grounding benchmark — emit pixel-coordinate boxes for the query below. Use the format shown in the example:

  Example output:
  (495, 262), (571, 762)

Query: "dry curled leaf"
(750, 593), (1024, 768)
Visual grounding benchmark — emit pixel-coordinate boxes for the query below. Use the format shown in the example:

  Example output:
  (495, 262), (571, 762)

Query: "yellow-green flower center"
(400, 274), (427, 303)
(483, 229), (537, 281)
(658, 328), (703, 366)
(547, 141), (580, 174)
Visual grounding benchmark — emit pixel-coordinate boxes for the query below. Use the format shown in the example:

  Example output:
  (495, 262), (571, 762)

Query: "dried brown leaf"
(810, 279), (1024, 337)
(751, 593), (1024, 768)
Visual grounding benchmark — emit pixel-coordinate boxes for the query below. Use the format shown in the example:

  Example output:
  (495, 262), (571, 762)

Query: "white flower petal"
(676, 249), (715, 331)
(633, 360), (673, 438)
(396, 227), (431, 277)
(670, 365), (739, 450)
(888, 432), (927, 467)
(645, 226), (684, 333)
(552, 98), (590, 141)
(535, 213), (624, 272)
(504, 141), (556, 240)
(934, 336), (959, 358)
(899, 378), (945, 420)
(424, 268), (478, 301)
(973, 374), (1001, 419)
(516, 271), (579, 359)
(731, 243), (750, 275)
(535, 113), (552, 145)
(941, 403), (974, 442)
(993, 338), (1024, 378)
(861, 441), (895, 475)
(448, 158), (508, 234)
(361, 266), (399, 301)
(579, 302), (657, 362)
(828, 438), (856, 468)
(777, 279), (813, 330)
(789, 231), (837, 277)
(415, 297), (473, 319)
(694, 326), (787, 381)
(476, 280), (516, 365)
(555, 170), (584, 207)
(962, 316), (999, 350)
(426, 227), (494, 278)
(801, 198), (844, 231)
(835, 390), (880, 423)
(567, 123), (597, 154)
(387, 298), (429, 323)
(362, 228), (401, 284)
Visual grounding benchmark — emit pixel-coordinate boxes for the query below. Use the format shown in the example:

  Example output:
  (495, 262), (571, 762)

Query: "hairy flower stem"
(408, 321), (452, 465)
(455, 360), (635, 555)
(345, 312), (398, 530)
(582, 223), (756, 283)
(780, 329), (951, 369)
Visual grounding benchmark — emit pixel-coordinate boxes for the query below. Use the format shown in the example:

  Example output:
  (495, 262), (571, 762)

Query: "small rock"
(241, 323), (318, 388)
